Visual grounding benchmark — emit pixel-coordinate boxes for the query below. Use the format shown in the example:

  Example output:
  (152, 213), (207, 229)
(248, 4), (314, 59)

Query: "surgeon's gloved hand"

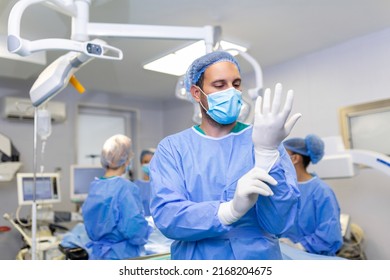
(252, 83), (302, 172)
(218, 167), (277, 225)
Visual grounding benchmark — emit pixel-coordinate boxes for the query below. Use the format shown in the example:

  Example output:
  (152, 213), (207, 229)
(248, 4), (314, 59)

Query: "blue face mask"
(142, 164), (150, 176)
(126, 159), (133, 173)
(198, 87), (242, 125)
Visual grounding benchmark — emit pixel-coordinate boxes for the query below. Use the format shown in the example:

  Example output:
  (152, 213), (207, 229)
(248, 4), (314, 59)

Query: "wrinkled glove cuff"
(254, 149), (280, 172)
(217, 201), (242, 225)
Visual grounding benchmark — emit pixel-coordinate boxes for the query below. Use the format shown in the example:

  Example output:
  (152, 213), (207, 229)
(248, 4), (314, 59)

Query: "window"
(339, 98), (390, 155)
(76, 104), (139, 165)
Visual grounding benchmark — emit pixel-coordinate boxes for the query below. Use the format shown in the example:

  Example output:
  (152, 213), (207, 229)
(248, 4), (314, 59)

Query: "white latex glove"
(252, 83), (302, 171)
(218, 167), (277, 225)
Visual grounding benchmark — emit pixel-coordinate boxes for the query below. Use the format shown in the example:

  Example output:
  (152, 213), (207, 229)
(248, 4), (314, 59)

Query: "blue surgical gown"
(81, 176), (152, 260)
(133, 179), (152, 216)
(281, 176), (343, 256)
(150, 124), (300, 260)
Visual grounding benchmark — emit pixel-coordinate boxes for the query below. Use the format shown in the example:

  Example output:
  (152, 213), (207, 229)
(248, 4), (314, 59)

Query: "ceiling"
(2, 0), (390, 101)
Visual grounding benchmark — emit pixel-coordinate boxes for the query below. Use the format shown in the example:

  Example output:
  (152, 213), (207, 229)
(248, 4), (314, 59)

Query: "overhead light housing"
(175, 75), (188, 100)
(143, 40), (247, 76)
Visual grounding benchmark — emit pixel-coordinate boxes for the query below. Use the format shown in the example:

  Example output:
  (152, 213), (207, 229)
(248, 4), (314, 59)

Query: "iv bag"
(37, 109), (52, 140)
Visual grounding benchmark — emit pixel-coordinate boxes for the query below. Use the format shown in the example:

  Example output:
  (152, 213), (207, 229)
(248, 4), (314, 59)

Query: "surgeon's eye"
(233, 80), (241, 88)
(213, 82), (225, 89)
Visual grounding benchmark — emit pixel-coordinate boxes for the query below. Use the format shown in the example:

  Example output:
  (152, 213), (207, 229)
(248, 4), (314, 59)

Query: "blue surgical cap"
(140, 148), (155, 163)
(283, 134), (324, 164)
(184, 51), (241, 92)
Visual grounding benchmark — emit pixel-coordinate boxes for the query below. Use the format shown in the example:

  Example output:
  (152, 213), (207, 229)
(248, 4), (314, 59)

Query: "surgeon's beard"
(199, 103), (229, 128)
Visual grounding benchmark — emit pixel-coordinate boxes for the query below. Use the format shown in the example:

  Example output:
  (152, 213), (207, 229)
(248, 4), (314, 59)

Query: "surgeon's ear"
(191, 85), (201, 102)
(290, 154), (299, 165)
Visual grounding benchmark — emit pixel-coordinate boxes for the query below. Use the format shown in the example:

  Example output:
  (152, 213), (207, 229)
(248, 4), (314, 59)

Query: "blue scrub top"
(281, 176), (343, 255)
(134, 179), (152, 216)
(82, 176), (152, 260)
(150, 123), (300, 260)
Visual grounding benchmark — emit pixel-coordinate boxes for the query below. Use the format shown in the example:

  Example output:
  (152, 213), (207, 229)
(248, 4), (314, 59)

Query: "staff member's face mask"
(142, 164), (150, 176)
(198, 86), (242, 125)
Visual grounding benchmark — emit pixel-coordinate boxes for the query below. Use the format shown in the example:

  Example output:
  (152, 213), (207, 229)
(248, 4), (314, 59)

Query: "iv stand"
(31, 107), (38, 259)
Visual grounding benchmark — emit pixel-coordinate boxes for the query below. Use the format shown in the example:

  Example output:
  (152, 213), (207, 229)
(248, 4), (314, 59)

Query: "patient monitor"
(17, 172), (61, 206)
(70, 165), (105, 203)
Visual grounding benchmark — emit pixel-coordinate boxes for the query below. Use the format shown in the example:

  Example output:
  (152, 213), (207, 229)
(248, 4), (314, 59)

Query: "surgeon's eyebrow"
(211, 77), (241, 87)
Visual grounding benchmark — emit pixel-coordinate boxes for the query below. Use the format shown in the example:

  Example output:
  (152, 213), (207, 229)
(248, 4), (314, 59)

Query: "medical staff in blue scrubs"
(150, 51), (302, 260)
(134, 148), (155, 216)
(281, 134), (343, 256)
(82, 134), (152, 260)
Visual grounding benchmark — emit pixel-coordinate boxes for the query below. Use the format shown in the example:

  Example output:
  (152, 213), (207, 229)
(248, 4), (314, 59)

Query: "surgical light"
(237, 99), (251, 123)
(29, 50), (93, 107)
(143, 40), (247, 76)
(219, 41), (247, 56)
(175, 75), (188, 100)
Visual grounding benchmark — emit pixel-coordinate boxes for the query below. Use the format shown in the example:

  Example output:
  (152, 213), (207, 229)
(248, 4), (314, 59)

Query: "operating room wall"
(262, 27), (390, 260)
(162, 98), (194, 136)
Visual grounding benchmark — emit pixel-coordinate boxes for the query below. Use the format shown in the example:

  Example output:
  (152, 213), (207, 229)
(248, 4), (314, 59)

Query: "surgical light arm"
(8, 37), (123, 60)
(7, 0), (122, 59)
(8, 0), (220, 56)
(8, 0), (221, 107)
(239, 51), (264, 100)
(87, 23), (220, 53)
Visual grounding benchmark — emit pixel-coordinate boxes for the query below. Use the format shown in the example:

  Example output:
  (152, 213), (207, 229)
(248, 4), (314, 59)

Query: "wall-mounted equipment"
(1, 96), (66, 122)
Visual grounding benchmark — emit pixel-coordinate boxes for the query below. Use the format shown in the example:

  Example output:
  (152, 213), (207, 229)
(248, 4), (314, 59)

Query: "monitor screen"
(70, 165), (105, 202)
(17, 173), (61, 206)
